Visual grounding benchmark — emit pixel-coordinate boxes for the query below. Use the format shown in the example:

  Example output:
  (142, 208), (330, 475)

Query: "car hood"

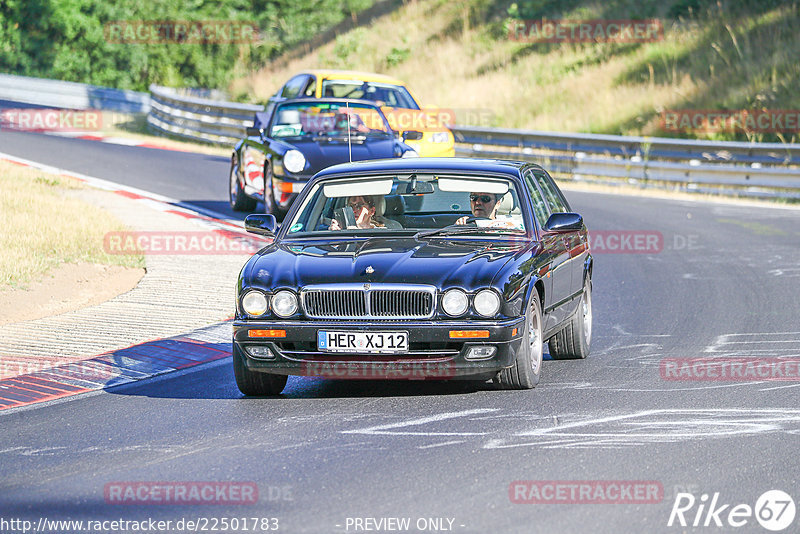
(245, 237), (532, 292)
(290, 138), (397, 174)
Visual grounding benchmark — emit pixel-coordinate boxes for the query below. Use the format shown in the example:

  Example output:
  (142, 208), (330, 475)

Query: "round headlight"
(283, 150), (306, 173)
(241, 290), (268, 317)
(441, 289), (469, 317)
(401, 149), (419, 158)
(271, 290), (298, 318)
(474, 289), (501, 317)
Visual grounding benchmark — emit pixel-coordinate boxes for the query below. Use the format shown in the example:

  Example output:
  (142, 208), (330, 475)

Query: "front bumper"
(272, 175), (308, 209)
(233, 317), (525, 379)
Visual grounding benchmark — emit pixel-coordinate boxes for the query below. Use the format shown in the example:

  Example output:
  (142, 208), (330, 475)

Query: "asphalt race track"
(1, 128), (800, 533)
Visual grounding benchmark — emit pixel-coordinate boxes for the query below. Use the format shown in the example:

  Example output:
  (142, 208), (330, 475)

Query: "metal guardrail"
(147, 85), (260, 145)
(143, 85), (800, 199)
(450, 125), (800, 166)
(0, 73), (150, 113)
(7, 74), (798, 200)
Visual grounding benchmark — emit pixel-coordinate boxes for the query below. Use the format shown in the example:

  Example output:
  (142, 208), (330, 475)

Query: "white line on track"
(341, 408), (500, 436)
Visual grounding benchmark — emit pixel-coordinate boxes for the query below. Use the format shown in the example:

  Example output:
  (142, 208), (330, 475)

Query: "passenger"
(329, 196), (387, 230)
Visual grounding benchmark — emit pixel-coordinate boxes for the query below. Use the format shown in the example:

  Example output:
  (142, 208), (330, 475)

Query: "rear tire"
(230, 158), (257, 212)
(233, 345), (288, 396)
(548, 278), (592, 360)
(497, 292), (543, 389)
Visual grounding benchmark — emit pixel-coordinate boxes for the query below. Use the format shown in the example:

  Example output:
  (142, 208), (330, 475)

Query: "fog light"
(465, 346), (497, 361)
(246, 346), (275, 360)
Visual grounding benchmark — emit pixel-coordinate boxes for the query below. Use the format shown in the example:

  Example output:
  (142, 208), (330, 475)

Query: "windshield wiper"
(413, 225), (488, 239)
(312, 132), (366, 142)
(414, 224), (525, 240)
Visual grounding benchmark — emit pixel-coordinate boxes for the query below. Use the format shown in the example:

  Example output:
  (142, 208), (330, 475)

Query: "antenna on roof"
(346, 101), (352, 163)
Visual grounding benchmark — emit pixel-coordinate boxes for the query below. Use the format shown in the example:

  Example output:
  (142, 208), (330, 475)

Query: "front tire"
(497, 292), (543, 389)
(233, 345), (288, 396)
(229, 158), (257, 212)
(548, 278), (592, 360)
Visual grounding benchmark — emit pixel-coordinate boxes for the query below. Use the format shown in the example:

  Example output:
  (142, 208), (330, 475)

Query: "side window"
(302, 77), (316, 97)
(281, 76), (307, 98)
(533, 170), (568, 213)
(523, 169), (550, 229)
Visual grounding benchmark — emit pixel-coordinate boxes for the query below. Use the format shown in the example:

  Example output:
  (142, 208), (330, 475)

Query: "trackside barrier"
(147, 85), (261, 145)
(143, 85), (800, 199)
(0, 73), (150, 113)
(3, 73), (799, 199)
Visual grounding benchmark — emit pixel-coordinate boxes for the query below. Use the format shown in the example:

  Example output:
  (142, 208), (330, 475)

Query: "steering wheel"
(464, 216), (492, 225)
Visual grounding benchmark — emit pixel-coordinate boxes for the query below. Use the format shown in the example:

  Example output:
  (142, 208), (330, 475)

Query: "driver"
(333, 111), (370, 133)
(455, 192), (501, 225)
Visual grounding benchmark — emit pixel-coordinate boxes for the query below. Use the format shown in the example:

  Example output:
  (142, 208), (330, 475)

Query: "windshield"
(270, 102), (392, 139)
(283, 174), (528, 238)
(320, 80), (420, 110)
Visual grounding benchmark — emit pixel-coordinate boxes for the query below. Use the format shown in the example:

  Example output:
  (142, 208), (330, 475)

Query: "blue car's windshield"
(270, 102), (392, 139)
(283, 174), (528, 238)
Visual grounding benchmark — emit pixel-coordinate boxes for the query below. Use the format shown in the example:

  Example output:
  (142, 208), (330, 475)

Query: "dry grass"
(230, 0), (800, 142)
(0, 161), (144, 288)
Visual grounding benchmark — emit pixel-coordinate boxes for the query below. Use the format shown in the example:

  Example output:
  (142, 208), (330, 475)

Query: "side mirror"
(245, 214), (277, 237)
(246, 126), (263, 138)
(544, 212), (583, 233)
(402, 130), (424, 141)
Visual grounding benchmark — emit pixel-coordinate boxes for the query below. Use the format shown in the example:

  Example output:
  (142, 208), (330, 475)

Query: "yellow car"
(272, 70), (455, 157)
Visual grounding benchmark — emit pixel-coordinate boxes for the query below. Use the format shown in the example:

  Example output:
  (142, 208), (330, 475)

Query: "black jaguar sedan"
(233, 158), (592, 395)
(229, 98), (417, 219)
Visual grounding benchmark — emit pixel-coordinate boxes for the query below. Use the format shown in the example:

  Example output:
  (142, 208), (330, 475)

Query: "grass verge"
(0, 160), (145, 289)
(233, 0), (800, 143)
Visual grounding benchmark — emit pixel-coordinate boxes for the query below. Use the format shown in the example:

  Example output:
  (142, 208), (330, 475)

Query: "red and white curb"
(0, 151), (269, 411)
(0, 323), (231, 411)
(0, 150), (259, 237)
(37, 130), (203, 153)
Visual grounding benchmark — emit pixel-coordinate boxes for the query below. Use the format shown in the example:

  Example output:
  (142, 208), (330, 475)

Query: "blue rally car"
(228, 98), (417, 219)
(233, 157), (592, 395)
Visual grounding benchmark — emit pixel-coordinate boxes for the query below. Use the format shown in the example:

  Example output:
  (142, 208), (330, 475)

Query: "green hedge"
(0, 0), (374, 91)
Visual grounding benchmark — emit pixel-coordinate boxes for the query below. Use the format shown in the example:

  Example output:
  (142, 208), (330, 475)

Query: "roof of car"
(277, 97), (386, 109)
(315, 158), (542, 179)
(298, 69), (408, 87)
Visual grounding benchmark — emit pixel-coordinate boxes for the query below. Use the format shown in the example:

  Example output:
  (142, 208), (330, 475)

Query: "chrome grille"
(303, 289), (365, 317)
(301, 284), (436, 319)
(370, 290), (433, 318)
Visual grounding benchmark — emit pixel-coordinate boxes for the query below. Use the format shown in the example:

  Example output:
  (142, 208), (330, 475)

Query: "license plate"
(317, 331), (408, 353)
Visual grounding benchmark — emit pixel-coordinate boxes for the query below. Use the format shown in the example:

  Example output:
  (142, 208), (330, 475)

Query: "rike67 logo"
(668, 490), (796, 531)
